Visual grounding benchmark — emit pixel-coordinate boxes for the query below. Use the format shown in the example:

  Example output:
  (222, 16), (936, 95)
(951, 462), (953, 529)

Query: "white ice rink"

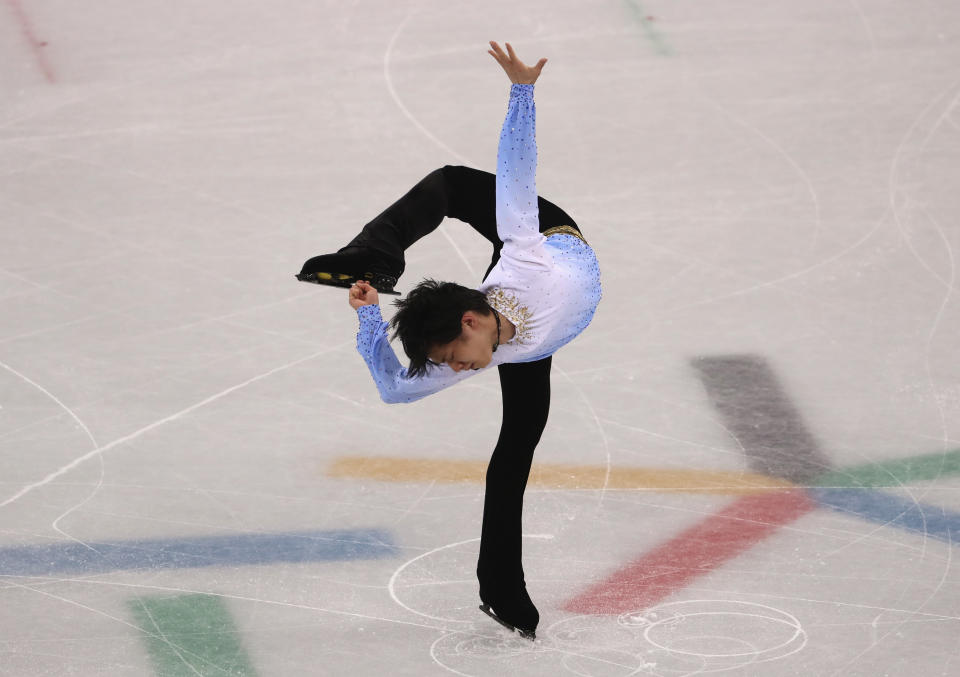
(2, 1), (960, 675)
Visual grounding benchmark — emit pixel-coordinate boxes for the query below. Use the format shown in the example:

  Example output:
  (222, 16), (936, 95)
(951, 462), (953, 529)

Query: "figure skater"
(297, 41), (601, 639)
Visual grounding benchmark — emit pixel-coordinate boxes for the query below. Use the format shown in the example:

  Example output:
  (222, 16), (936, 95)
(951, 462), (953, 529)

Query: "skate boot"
(478, 582), (539, 640)
(296, 247), (402, 295)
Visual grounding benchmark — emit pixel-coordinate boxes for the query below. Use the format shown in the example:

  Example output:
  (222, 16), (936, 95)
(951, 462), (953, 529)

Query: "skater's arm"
(355, 304), (477, 404)
(495, 84), (540, 258)
(488, 42), (549, 267)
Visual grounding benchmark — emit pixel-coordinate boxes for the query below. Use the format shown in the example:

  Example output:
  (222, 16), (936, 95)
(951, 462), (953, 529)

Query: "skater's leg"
(446, 164), (581, 281)
(300, 165), (580, 282)
(439, 165), (581, 239)
(341, 166), (472, 270)
(477, 355), (552, 634)
(441, 165), (584, 281)
(300, 165), (486, 282)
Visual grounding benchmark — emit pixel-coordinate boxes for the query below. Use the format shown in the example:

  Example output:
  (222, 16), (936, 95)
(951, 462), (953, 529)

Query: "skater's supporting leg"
(477, 355), (552, 634)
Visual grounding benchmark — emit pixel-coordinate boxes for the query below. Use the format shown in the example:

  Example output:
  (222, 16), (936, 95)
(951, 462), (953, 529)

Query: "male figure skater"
(297, 41), (601, 639)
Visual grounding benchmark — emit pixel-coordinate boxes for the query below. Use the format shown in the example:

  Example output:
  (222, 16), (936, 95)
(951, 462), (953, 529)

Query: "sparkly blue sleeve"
(355, 305), (476, 404)
(495, 84), (546, 265)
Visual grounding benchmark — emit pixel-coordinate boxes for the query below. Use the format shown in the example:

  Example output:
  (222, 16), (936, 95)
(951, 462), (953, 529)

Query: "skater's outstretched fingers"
(487, 40), (547, 85)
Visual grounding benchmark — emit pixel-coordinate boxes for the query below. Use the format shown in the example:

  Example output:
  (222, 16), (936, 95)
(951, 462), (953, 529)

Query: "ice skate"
(479, 603), (536, 640)
(296, 247), (401, 295)
(478, 584), (539, 640)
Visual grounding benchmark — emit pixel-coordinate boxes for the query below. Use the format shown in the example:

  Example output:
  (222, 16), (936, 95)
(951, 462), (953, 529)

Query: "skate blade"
(294, 272), (400, 295)
(479, 604), (536, 640)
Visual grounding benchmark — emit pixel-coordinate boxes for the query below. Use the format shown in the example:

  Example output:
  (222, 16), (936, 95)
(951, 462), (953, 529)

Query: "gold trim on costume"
(542, 224), (587, 244)
(486, 288), (534, 345)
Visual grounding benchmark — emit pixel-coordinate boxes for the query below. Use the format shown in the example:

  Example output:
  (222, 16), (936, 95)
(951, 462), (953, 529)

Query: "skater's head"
(391, 279), (498, 377)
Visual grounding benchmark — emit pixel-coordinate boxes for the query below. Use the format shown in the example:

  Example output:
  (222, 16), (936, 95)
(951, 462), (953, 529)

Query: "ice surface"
(2, 0), (960, 675)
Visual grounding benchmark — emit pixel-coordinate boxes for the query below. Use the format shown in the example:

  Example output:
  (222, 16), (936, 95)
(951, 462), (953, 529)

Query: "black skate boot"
(478, 582), (539, 640)
(296, 247), (402, 295)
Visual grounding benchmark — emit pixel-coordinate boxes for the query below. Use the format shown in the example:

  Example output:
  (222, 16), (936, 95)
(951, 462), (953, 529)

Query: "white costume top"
(355, 84), (601, 403)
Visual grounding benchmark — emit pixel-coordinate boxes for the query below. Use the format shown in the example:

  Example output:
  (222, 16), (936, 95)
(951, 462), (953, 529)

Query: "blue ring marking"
(0, 528), (397, 576)
(809, 488), (959, 544)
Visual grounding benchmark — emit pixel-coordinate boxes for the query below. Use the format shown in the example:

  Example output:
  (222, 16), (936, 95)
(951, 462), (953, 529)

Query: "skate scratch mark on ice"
(582, 232), (877, 336)
(388, 535), (553, 624)
(598, 415), (750, 460)
(0, 410), (75, 444)
(889, 80), (960, 293)
(829, 524), (953, 676)
(0, 246), (125, 312)
(672, 581), (960, 623)
(555, 366), (613, 508)
(0, 79), (145, 133)
(817, 447), (959, 561)
(24, 482), (433, 518)
(391, 481), (437, 526)
(383, 8), (477, 279)
(886, 78), (960, 569)
(907, 209), (957, 564)
(429, 633), (473, 677)
(133, 598), (207, 677)
(702, 97), (823, 254)
(219, 317), (333, 349)
(430, 630), (644, 676)
(836, 202), (956, 672)
(628, 380), (756, 467)
(3, 0), (55, 83)
(846, 0), (879, 57)
(0, 40), (295, 135)
(14, 575), (496, 637)
(0, 361), (104, 552)
(5, 323), (333, 478)
(818, 496), (925, 559)
(131, 595), (264, 677)
(0, 343), (350, 509)
(1, 578), (219, 671)
(918, 210), (956, 469)
(126, 289), (317, 344)
(665, 201), (885, 313)
(12, 573), (652, 675)
(7, 142), (275, 226)
(0, 307), (130, 346)
(388, 537), (479, 624)
(0, 189), (253, 308)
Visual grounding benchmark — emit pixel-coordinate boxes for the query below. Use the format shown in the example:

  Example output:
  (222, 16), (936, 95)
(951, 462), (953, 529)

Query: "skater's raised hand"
(349, 280), (379, 310)
(487, 41), (547, 85)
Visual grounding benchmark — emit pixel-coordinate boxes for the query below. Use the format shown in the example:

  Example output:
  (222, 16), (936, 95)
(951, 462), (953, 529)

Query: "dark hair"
(390, 279), (493, 378)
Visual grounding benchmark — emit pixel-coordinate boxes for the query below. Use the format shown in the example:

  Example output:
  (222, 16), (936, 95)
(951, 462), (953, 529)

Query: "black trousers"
(350, 165), (579, 595)
(346, 164), (580, 281)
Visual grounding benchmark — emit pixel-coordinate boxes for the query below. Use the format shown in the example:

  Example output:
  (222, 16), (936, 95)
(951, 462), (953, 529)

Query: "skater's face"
(427, 311), (496, 372)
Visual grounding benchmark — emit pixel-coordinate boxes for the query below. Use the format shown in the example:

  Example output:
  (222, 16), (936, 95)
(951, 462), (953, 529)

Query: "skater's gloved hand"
(349, 280), (379, 310)
(487, 41), (547, 85)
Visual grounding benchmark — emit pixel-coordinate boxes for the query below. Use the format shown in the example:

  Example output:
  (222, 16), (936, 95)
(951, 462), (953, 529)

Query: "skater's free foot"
(297, 246), (402, 295)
